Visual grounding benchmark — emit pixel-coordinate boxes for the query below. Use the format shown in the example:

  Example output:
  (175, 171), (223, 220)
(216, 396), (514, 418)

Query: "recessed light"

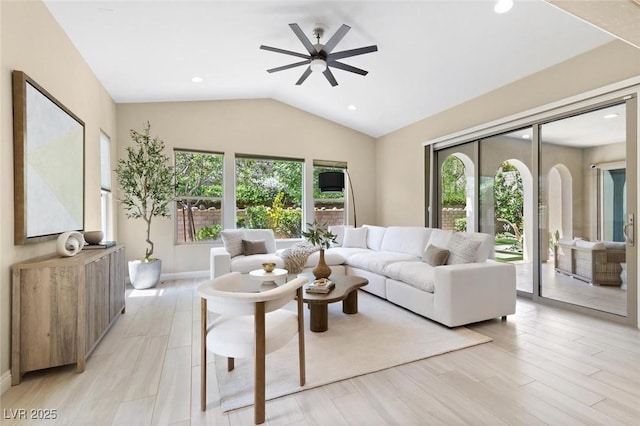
(494, 0), (513, 14)
(347, 104), (356, 111)
(521, 134), (531, 139)
(603, 113), (619, 119)
(191, 76), (203, 83)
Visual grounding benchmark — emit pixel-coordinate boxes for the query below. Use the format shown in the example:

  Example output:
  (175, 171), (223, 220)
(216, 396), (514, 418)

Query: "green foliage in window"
(494, 161), (524, 243)
(440, 156), (467, 206)
(454, 217), (467, 232)
(196, 224), (222, 241)
(175, 151), (223, 197)
(246, 205), (269, 229)
(235, 158), (302, 208)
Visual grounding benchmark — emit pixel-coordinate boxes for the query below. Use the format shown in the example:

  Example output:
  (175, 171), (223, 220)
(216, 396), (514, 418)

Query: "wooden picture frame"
(12, 70), (85, 245)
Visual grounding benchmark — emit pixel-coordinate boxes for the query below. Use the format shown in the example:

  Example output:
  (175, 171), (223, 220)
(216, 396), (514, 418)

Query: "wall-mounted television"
(12, 70), (85, 245)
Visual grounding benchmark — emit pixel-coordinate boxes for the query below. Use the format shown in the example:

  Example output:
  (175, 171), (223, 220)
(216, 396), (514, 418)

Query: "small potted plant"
(115, 122), (174, 289)
(301, 220), (337, 279)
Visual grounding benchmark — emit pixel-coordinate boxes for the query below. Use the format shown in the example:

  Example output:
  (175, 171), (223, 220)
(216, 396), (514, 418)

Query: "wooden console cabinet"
(11, 245), (125, 385)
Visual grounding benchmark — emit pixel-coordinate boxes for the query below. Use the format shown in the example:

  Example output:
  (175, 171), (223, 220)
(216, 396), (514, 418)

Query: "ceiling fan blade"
(323, 68), (338, 87)
(289, 23), (317, 55)
(267, 60), (309, 73)
(328, 45), (378, 61)
(295, 66), (312, 85)
(322, 24), (350, 54)
(260, 45), (310, 60)
(328, 61), (368, 76)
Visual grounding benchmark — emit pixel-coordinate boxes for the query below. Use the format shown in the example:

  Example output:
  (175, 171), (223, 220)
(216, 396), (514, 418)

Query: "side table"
(248, 268), (288, 291)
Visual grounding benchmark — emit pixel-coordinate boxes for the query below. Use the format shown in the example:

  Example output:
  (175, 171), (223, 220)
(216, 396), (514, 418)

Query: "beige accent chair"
(198, 272), (308, 424)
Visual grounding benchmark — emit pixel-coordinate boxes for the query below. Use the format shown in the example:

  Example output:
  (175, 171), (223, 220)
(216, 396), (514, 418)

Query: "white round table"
(248, 268), (288, 291)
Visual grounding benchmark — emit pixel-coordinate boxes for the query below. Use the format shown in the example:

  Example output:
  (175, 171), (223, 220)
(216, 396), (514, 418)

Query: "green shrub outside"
(196, 224), (222, 241)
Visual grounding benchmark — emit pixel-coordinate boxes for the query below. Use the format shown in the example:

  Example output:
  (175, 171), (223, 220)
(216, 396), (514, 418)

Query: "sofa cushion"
(242, 239), (268, 255)
(422, 244), (449, 266)
(343, 227), (368, 248)
(328, 225), (353, 247)
(304, 249), (347, 267)
(428, 228), (453, 248)
(230, 253), (284, 274)
(363, 225), (387, 251)
(461, 232), (494, 262)
(446, 232), (482, 265)
(603, 241), (625, 250)
(242, 229), (277, 253)
(558, 238), (576, 246)
(384, 261), (436, 293)
(347, 251), (418, 275)
(221, 230), (244, 257)
(326, 247), (371, 260)
(379, 226), (432, 257)
(575, 240), (605, 250)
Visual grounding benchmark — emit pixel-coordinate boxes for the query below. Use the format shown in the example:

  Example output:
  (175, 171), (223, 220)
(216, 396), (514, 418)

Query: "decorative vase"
(313, 249), (332, 280)
(128, 259), (162, 289)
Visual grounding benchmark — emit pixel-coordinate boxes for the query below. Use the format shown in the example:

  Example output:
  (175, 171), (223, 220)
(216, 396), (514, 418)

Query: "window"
(99, 131), (112, 240)
(313, 163), (346, 226)
(236, 156), (303, 238)
(175, 150), (224, 243)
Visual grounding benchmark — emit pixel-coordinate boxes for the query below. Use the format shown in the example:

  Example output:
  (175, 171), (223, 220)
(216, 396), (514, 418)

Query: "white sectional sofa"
(210, 226), (516, 327)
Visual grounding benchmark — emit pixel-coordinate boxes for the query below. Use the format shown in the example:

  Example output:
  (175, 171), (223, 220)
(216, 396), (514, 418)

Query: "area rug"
(213, 290), (491, 411)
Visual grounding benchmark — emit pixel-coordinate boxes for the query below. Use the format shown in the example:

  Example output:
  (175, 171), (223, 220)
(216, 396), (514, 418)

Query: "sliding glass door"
(539, 102), (634, 316)
(432, 95), (637, 324)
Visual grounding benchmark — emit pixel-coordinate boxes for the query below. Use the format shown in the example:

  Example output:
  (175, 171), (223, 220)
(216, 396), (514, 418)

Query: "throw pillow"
(422, 244), (450, 266)
(342, 227), (368, 248)
(446, 232), (482, 265)
(221, 230), (244, 257)
(242, 239), (268, 255)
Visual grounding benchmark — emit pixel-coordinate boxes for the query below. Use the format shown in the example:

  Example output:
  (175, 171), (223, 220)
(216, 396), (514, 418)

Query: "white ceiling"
(43, 0), (615, 138)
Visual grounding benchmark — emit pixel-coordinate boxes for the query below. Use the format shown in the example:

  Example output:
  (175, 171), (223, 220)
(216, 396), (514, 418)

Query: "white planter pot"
(129, 259), (162, 289)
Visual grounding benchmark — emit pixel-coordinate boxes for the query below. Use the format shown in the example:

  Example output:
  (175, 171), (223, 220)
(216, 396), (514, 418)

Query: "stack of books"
(305, 278), (335, 294)
(83, 241), (116, 250)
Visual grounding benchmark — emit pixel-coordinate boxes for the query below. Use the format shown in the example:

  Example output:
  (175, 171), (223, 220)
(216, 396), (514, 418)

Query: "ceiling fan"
(260, 23), (378, 87)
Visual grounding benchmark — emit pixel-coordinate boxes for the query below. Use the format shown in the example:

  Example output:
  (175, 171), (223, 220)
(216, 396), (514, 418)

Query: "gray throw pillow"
(221, 230), (244, 257)
(446, 232), (482, 265)
(422, 244), (450, 266)
(242, 239), (268, 256)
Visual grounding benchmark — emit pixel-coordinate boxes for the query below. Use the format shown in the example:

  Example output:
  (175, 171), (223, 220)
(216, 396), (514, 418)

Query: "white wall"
(116, 100), (376, 274)
(375, 40), (640, 227)
(0, 0), (117, 383)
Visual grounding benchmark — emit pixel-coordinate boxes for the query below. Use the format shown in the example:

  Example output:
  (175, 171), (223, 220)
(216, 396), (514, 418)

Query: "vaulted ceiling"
(44, 1), (623, 138)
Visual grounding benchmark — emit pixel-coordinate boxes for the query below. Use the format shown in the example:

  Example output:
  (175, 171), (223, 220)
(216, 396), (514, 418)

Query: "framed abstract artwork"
(12, 70), (85, 245)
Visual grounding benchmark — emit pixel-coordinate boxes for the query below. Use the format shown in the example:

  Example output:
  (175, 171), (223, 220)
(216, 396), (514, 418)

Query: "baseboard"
(1, 370), (12, 395)
(161, 270), (209, 281)
(125, 270), (208, 286)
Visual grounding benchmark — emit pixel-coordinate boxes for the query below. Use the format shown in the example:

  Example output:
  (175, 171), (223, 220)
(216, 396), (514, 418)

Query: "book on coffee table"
(305, 279), (335, 294)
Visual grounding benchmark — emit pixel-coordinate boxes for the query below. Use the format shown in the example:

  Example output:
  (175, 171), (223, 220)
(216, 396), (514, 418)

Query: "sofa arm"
(433, 260), (516, 327)
(210, 247), (232, 279)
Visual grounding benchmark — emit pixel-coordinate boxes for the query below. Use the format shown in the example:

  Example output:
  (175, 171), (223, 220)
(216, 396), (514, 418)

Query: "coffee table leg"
(343, 290), (358, 314)
(309, 304), (328, 332)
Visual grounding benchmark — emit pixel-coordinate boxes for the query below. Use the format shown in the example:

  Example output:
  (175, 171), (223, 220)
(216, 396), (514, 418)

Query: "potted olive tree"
(115, 122), (174, 289)
(301, 220), (337, 279)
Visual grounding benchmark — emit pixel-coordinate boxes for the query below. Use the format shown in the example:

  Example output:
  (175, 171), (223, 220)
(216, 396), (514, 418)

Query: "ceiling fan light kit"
(260, 23), (378, 87)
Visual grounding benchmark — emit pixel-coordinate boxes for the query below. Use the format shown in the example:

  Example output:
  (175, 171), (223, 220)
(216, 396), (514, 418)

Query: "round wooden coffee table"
(298, 274), (368, 332)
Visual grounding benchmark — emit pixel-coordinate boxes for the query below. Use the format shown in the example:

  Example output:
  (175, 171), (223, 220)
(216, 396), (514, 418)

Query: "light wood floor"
(514, 261), (628, 316)
(2, 278), (640, 425)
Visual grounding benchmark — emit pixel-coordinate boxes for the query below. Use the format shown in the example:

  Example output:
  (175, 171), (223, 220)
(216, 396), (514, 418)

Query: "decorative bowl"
(262, 262), (276, 273)
(83, 230), (104, 245)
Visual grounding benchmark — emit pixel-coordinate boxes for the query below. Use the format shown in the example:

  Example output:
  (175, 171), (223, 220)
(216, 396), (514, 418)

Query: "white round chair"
(198, 271), (307, 424)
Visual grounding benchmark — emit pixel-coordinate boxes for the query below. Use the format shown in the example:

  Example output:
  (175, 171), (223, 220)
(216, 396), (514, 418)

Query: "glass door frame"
(426, 86), (638, 327)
